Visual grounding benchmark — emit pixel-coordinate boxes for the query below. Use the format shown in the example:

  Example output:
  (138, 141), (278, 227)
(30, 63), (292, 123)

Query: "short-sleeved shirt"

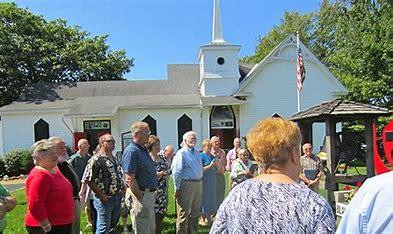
(337, 171), (393, 233)
(300, 154), (322, 180)
(68, 152), (91, 181)
(84, 153), (124, 196)
(0, 183), (11, 232)
(121, 142), (157, 190)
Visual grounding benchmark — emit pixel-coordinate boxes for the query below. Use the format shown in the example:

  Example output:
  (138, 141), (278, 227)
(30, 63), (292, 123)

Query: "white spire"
(211, 0), (226, 44)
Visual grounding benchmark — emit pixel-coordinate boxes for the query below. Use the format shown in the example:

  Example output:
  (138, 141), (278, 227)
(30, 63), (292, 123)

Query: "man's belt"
(182, 178), (202, 182)
(140, 187), (156, 192)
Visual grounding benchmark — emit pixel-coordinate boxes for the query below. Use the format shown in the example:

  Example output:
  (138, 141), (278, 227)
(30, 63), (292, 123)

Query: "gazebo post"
(325, 118), (338, 209)
(364, 117), (375, 178)
(299, 121), (313, 144)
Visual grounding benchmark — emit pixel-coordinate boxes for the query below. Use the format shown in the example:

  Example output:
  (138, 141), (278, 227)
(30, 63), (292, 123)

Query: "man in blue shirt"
(121, 121), (157, 234)
(337, 171), (393, 233)
(171, 131), (203, 234)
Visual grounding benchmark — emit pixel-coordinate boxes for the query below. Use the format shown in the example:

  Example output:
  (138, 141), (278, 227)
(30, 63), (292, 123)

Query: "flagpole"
(297, 88), (300, 112)
(297, 31), (300, 112)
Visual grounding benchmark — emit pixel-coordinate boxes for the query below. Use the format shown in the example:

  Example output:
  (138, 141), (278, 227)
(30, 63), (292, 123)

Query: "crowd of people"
(0, 117), (392, 233)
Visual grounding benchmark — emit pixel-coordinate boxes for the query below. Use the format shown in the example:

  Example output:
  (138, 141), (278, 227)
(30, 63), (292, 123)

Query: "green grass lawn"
(4, 168), (366, 233)
(4, 178), (211, 234)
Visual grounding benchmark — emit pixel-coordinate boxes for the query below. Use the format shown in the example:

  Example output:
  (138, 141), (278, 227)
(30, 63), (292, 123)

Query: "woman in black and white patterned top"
(210, 118), (335, 233)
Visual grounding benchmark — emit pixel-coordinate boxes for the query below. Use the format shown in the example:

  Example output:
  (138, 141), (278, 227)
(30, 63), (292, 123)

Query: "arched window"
(142, 115), (157, 136)
(34, 119), (49, 141)
(177, 114), (192, 148)
(210, 106), (235, 129)
(210, 106), (236, 149)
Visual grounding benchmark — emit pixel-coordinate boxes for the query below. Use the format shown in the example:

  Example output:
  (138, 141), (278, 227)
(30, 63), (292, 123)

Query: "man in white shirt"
(337, 171), (393, 233)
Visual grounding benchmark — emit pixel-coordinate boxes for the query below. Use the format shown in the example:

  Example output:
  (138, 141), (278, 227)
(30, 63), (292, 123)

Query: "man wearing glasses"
(298, 143), (323, 192)
(84, 134), (125, 234)
(121, 121), (157, 234)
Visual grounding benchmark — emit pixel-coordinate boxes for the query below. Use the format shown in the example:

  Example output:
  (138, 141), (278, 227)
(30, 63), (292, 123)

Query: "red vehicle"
(373, 120), (393, 174)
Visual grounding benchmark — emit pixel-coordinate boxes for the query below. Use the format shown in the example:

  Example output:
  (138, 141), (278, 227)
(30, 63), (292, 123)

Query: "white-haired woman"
(25, 139), (74, 234)
(230, 149), (255, 188)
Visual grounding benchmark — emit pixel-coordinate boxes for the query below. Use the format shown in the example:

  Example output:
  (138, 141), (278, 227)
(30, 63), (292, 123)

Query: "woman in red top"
(25, 139), (74, 234)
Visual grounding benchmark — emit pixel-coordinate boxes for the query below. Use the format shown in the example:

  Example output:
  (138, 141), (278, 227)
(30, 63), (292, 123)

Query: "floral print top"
(84, 153), (124, 196)
(210, 179), (335, 233)
(153, 155), (170, 215)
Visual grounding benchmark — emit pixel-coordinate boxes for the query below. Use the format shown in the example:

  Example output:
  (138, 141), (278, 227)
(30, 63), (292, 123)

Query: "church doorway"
(83, 120), (111, 153)
(210, 106), (236, 150)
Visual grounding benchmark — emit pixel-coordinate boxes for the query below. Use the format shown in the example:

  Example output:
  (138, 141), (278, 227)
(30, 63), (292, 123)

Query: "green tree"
(241, 11), (314, 64)
(310, 0), (344, 66)
(0, 3), (134, 106)
(328, 0), (392, 107)
(243, 0), (393, 109)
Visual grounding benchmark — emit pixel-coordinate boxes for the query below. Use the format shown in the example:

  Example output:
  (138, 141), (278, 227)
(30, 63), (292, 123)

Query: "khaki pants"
(72, 199), (81, 234)
(127, 188), (156, 234)
(176, 180), (202, 234)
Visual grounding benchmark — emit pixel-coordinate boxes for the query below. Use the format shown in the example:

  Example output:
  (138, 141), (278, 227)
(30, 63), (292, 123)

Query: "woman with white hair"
(230, 149), (255, 188)
(25, 139), (74, 234)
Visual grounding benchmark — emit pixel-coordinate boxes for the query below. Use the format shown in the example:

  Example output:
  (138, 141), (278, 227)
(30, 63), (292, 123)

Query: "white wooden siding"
(239, 58), (343, 150)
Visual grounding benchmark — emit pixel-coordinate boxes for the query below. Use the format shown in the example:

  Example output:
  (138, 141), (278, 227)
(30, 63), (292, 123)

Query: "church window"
(210, 106), (235, 129)
(34, 119), (49, 142)
(142, 115), (157, 136)
(177, 114), (192, 148)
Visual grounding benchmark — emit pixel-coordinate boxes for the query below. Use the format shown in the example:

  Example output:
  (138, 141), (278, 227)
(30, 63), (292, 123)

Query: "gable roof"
(0, 64), (202, 115)
(0, 63), (245, 116)
(234, 35), (347, 95)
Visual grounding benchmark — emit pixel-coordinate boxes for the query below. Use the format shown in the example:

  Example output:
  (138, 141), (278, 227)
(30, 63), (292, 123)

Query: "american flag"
(296, 47), (306, 91)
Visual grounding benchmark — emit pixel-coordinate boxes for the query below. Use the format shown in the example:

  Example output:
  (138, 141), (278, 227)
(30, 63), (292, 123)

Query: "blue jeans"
(93, 194), (121, 234)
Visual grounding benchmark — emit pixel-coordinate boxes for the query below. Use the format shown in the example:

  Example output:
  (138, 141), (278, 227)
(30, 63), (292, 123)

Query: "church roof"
(289, 98), (390, 122)
(0, 64), (203, 115)
(234, 35), (347, 95)
(0, 63), (245, 116)
(238, 63), (254, 82)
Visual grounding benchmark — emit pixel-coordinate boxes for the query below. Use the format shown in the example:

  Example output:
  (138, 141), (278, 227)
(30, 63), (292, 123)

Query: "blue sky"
(11, 0), (320, 80)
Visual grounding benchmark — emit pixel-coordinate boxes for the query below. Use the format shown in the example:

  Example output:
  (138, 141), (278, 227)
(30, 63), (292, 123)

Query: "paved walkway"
(2, 179), (26, 191)
(4, 183), (25, 191)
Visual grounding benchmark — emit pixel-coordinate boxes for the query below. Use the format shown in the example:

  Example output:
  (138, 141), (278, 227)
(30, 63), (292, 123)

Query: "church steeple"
(198, 0), (240, 97)
(211, 0), (226, 45)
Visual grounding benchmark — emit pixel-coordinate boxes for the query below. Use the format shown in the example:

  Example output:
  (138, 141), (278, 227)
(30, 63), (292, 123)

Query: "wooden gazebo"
(290, 98), (390, 207)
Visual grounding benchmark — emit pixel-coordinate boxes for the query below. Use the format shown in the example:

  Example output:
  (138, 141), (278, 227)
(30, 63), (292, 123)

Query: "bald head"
(233, 137), (241, 148)
(77, 139), (90, 156)
(164, 144), (174, 158)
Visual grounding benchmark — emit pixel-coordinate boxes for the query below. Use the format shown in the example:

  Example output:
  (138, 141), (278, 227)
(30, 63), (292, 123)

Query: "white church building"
(0, 0), (347, 155)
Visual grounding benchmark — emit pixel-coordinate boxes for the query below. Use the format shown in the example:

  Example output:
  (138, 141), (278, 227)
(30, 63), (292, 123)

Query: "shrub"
(0, 158), (5, 177)
(19, 150), (35, 174)
(3, 149), (33, 176)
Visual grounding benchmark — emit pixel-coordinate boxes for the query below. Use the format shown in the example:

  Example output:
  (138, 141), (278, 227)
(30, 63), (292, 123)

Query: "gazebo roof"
(290, 99), (390, 122)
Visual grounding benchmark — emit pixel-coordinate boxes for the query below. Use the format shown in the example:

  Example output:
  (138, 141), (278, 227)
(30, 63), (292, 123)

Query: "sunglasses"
(104, 139), (115, 143)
